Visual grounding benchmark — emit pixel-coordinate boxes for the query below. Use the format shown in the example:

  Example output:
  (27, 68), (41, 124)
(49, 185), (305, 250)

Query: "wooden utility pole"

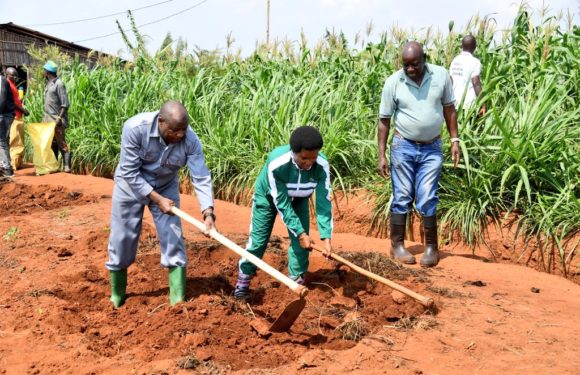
(266, 0), (270, 45)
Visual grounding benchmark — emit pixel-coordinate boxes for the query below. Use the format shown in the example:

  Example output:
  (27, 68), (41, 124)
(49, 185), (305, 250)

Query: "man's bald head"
(5, 67), (17, 76)
(159, 100), (189, 126)
(461, 35), (476, 53)
(402, 41), (424, 61)
(401, 41), (426, 82)
(158, 101), (189, 144)
(5, 67), (18, 82)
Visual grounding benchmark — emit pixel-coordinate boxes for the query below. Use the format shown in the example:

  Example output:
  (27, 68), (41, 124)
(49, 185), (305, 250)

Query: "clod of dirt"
(531, 287), (540, 293)
(329, 295), (358, 309)
(319, 316), (341, 329)
(391, 291), (409, 304)
(184, 332), (209, 347)
(259, 280), (281, 290)
(177, 355), (201, 370)
(250, 320), (272, 338)
(195, 348), (213, 361)
(68, 191), (82, 199)
(463, 280), (487, 287)
(56, 248), (73, 257)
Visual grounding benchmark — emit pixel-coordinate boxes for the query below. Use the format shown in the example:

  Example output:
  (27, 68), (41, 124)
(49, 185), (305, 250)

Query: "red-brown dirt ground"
(0, 167), (579, 375)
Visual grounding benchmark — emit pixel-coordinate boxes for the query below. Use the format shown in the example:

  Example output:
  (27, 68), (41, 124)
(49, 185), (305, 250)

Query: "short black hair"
(290, 125), (323, 153)
(462, 35), (477, 52)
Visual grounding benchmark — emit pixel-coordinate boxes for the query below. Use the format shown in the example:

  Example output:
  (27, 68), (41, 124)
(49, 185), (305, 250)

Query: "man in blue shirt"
(377, 42), (460, 267)
(106, 101), (216, 308)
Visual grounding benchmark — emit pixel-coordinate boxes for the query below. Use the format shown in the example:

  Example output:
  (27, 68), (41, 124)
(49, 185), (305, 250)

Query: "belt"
(394, 130), (440, 145)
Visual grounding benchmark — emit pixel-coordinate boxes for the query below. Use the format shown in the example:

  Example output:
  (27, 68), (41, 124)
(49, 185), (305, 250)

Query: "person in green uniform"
(234, 126), (333, 299)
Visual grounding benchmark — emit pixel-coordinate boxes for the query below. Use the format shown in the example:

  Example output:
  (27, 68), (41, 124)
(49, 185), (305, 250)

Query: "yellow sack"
(9, 118), (25, 170)
(27, 122), (60, 176)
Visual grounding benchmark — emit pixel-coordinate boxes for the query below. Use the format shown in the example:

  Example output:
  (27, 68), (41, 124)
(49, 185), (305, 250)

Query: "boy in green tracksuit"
(234, 126), (333, 299)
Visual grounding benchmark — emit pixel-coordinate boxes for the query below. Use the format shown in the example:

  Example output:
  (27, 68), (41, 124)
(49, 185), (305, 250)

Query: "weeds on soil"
(386, 316), (439, 331)
(336, 251), (430, 282)
(56, 208), (69, 219)
(335, 310), (368, 342)
(0, 254), (19, 269)
(427, 286), (469, 298)
(28, 289), (55, 298)
(177, 354), (201, 370)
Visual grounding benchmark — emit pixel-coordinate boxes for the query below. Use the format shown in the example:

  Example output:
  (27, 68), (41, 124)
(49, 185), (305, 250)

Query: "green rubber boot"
(169, 266), (187, 306)
(109, 269), (127, 308)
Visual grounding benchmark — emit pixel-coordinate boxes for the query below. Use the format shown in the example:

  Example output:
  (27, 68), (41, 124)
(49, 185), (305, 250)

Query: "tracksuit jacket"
(239, 145), (333, 277)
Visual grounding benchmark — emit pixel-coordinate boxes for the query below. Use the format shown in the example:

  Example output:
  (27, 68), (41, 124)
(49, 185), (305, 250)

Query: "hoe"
(311, 244), (434, 308)
(172, 207), (308, 333)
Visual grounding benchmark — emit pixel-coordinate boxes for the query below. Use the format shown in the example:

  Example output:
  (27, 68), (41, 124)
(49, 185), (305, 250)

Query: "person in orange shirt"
(6, 67), (29, 171)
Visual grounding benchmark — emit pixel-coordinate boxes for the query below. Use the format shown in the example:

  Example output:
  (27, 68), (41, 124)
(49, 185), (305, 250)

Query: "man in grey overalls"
(106, 101), (216, 308)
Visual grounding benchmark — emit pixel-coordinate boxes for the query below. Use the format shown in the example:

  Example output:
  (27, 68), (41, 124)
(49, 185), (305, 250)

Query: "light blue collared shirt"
(114, 111), (214, 211)
(379, 63), (455, 142)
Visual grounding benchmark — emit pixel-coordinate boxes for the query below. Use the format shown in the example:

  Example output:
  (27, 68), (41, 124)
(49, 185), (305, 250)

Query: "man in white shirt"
(449, 35), (486, 115)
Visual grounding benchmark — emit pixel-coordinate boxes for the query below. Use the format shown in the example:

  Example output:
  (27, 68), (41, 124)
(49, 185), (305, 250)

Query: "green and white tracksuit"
(239, 145), (333, 277)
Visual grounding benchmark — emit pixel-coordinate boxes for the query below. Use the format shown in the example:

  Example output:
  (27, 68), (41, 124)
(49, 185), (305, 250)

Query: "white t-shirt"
(449, 51), (481, 108)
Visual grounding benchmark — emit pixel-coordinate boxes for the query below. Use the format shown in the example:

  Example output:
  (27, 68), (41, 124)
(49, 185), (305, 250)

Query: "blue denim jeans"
(0, 115), (14, 170)
(390, 134), (443, 217)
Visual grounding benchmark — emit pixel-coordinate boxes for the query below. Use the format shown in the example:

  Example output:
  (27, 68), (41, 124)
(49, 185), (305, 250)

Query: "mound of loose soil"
(14, 231), (427, 372)
(0, 183), (96, 215)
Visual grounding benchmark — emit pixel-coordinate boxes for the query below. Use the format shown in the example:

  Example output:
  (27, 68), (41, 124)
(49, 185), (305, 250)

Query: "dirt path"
(0, 167), (578, 374)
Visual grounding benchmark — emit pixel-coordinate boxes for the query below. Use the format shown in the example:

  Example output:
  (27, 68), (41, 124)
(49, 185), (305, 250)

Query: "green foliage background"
(22, 8), (579, 275)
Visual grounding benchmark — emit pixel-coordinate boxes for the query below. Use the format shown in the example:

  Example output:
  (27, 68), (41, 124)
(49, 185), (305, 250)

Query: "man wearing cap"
(6, 67), (30, 171)
(0, 72), (15, 178)
(43, 60), (71, 173)
(377, 42), (460, 267)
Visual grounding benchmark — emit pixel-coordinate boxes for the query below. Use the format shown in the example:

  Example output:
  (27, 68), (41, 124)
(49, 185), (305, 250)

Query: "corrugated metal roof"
(0, 22), (114, 66)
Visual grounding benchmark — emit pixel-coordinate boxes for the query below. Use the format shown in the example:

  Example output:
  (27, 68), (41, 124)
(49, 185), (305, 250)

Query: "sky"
(1, 0), (577, 58)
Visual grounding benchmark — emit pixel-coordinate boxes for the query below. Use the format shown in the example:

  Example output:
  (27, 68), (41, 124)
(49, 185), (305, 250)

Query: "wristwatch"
(450, 137), (460, 143)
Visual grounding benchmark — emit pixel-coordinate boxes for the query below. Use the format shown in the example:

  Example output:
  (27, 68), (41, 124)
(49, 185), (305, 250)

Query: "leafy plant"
(3, 227), (19, 241)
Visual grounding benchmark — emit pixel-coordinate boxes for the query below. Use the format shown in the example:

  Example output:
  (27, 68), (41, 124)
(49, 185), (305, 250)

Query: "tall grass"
(22, 6), (578, 275)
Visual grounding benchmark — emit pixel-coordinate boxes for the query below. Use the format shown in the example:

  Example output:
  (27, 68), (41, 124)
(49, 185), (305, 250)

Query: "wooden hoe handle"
(171, 207), (308, 298)
(311, 245), (434, 308)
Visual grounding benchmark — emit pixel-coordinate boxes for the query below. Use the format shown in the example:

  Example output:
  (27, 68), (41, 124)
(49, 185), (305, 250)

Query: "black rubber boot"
(420, 216), (439, 267)
(63, 151), (72, 173)
(2, 167), (14, 178)
(390, 213), (416, 264)
(52, 144), (59, 161)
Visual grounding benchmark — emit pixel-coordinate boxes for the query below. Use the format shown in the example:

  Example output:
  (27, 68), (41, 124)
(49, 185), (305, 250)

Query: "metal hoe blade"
(268, 298), (307, 333)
